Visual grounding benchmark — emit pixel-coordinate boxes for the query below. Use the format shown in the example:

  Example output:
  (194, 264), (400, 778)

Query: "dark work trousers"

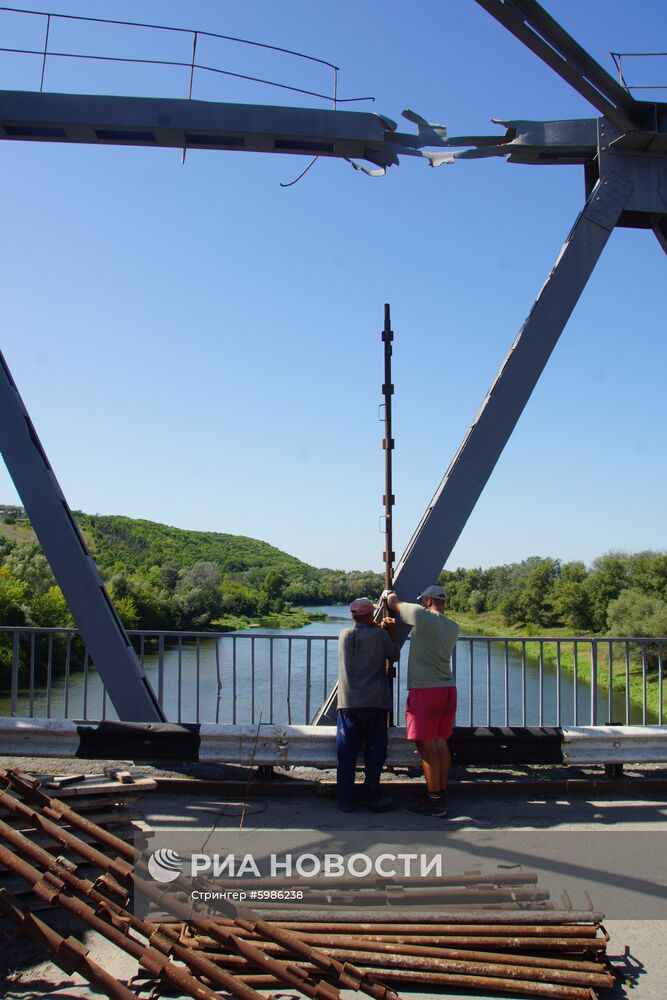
(336, 707), (388, 807)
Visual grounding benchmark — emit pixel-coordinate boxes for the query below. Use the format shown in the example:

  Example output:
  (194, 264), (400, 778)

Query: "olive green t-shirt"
(399, 602), (459, 689)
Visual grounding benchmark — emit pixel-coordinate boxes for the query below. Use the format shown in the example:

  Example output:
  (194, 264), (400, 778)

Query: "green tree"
(25, 586), (73, 628)
(607, 589), (667, 637)
(551, 561), (594, 631)
(585, 553), (630, 631)
(5, 544), (56, 594)
(261, 568), (288, 608)
(628, 551), (667, 601)
(0, 567), (26, 626)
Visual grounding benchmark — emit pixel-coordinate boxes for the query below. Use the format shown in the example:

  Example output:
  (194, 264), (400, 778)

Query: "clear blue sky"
(0, 1), (665, 573)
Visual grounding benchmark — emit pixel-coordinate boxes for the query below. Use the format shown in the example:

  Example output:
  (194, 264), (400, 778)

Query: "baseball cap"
(417, 585), (447, 601)
(349, 597), (375, 615)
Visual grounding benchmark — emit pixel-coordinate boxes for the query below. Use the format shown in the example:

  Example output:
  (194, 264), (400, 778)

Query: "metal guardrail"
(0, 627), (664, 727)
(0, 6), (373, 107)
(2, 719), (667, 767)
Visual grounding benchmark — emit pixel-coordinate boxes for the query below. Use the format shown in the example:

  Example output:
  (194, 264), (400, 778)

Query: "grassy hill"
(0, 506), (383, 630)
(75, 512), (309, 575)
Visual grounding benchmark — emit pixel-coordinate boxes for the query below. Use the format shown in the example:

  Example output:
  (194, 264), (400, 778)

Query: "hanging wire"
(280, 155), (319, 187)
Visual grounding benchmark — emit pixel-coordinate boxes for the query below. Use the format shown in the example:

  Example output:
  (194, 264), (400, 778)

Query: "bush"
(606, 589), (667, 637)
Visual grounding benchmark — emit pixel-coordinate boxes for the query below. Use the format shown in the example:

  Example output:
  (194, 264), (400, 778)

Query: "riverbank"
(211, 608), (330, 632)
(453, 610), (661, 721)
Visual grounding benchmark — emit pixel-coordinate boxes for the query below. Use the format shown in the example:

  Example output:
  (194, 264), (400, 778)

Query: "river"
(2, 605), (641, 726)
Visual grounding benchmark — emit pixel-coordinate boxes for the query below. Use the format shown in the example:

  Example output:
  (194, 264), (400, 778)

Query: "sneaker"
(406, 795), (447, 817)
(368, 793), (394, 813)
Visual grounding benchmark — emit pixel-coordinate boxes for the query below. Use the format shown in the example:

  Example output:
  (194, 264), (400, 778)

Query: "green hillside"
(76, 512), (308, 575)
(0, 505), (383, 633)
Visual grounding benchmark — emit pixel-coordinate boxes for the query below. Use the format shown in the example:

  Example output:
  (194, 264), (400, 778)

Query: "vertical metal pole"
(521, 640), (527, 726)
(195, 635), (201, 723)
(659, 642), (664, 726)
(503, 640), (509, 725)
(555, 640), (561, 726)
(177, 637), (183, 724)
(29, 632), (35, 718)
(468, 639), (473, 726)
(287, 637), (292, 725)
(382, 304), (396, 726)
(573, 642), (578, 725)
(538, 641), (544, 726)
(157, 634), (165, 710)
(215, 637), (222, 725)
(40, 14), (51, 93)
(64, 634), (71, 719)
(82, 647), (89, 721)
(182, 30), (198, 164)
(590, 641), (598, 725)
(232, 636), (237, 725)
(10, 631), (19, 717)
(251, 635), (256, 724)
(305, 638), (312, 724)
(269, 638), (274, 725)
(485, 641), (491, 726)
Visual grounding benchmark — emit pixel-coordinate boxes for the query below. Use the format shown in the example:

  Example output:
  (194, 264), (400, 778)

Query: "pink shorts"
(406, 687), (457, 741)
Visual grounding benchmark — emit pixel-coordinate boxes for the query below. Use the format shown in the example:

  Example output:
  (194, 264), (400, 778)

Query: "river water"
(3, 606), (640, 726)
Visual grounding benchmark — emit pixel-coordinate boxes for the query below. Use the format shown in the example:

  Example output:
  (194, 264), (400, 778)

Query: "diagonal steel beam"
(0, 351), (165, 721)
(392, 168), (632, 600)
(652, 216), (667, 254)
(510, 0), (639, 115)
(473, 0), (640, 135)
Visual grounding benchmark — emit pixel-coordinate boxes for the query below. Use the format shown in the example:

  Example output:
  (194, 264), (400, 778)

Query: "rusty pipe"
(208, 946), (613, 989)
(194, 934), (609, 972)
(198, 919), (602, 937)
(220, 966), (599, 1000)
(0, 887), (138, 1000)
(0, 816), (277, 1000)
(0, 806), (345, 1000)
(0, 845), (226, 1000)
(1, 777), (403, 1000)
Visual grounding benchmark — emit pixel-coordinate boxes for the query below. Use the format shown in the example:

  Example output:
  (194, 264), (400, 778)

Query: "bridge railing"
(0, 627), (664, 727)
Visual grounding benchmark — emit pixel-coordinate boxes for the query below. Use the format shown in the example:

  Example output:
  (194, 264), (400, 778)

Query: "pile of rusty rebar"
(0, 768), (617, 1000)
(186, 913), (614, 998)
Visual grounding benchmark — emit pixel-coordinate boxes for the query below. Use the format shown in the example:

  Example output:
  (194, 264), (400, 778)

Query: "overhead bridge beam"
(0, 90), (446, 171)
(2, 719), (667, 767)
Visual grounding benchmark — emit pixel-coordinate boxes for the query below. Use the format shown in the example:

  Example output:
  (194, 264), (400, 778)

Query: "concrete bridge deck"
(0, 754), (666, 1000)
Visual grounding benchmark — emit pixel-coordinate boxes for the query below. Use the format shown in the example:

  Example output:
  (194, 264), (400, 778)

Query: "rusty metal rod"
(2, 774), (402, 1000)
(175, 918), (602, 938)
(193, 934), (609, 972)
(273, 886), (551, 905)
(209, 907), (607, 924)
(222, 967), (598, 1000)
(180, 928), (606, 953)
(0, 887), (138, 1000)
(208, 947), (614, 988)
(278, 931), (607, 952)
(0, 800), (344, 1000)
(115, 868), (543, 891)
(0, 817), (279, 1000)
(0, 845), (232, 1000)
(10, 774), (405, 1000)
(0, 783), (396, 1000)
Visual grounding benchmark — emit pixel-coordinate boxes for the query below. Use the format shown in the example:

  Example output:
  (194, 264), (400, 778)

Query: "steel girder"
(0, 352), (165, 721)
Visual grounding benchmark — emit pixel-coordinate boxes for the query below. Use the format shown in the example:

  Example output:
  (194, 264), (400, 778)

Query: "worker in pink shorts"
(384, 585), (459, 816)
